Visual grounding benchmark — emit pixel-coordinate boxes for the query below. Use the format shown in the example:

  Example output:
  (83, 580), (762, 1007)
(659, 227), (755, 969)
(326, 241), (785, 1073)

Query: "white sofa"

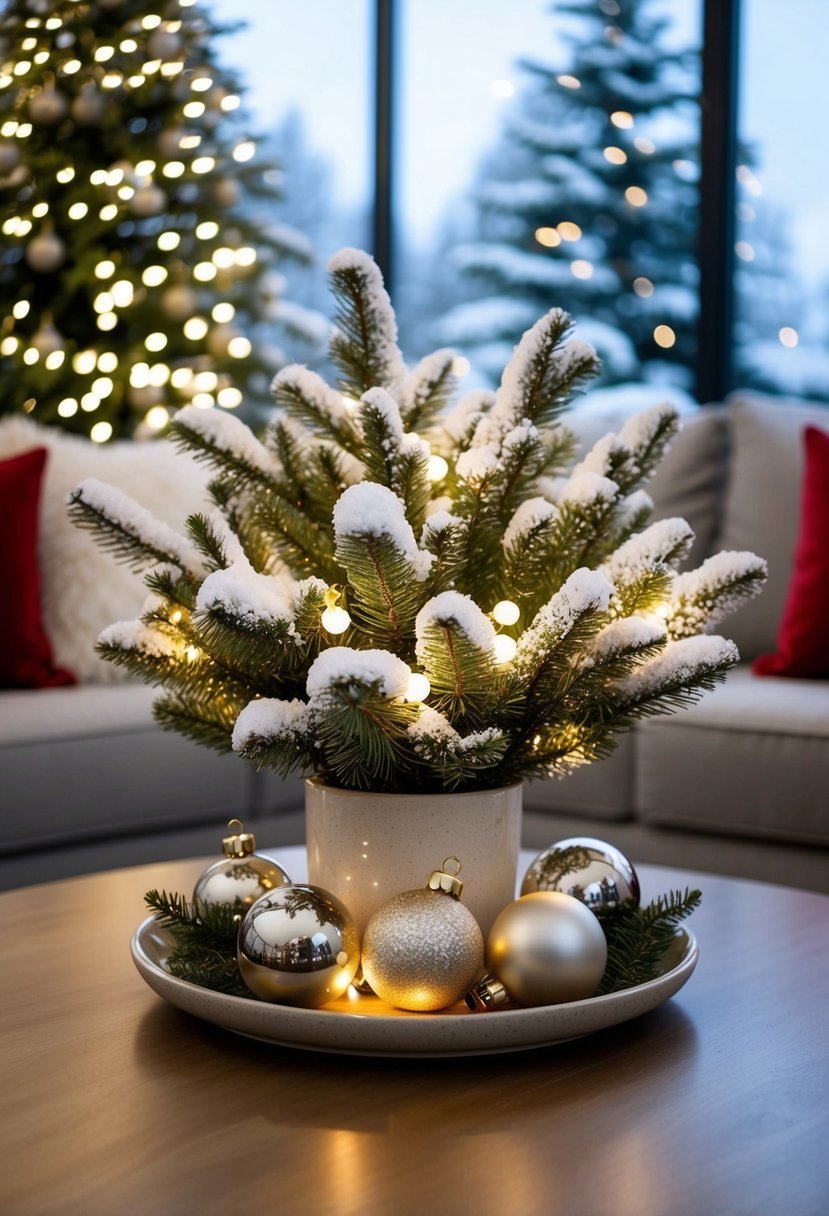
(1, 393), (828, 892)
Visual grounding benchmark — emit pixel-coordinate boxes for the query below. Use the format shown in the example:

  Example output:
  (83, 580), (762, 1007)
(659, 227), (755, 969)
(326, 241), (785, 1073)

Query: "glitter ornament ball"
(361, 859), (484, 1012)
(521, 836), (640, 912)
(192, 819), (291, 912)
(237, 884), (359, 1008)
(487, 892), (608, 1006)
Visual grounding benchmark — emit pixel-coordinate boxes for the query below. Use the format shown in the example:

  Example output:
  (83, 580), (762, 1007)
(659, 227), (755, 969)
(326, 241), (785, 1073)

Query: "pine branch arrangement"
(145, 885), (701, 1001)
(71, 247), (766, 794)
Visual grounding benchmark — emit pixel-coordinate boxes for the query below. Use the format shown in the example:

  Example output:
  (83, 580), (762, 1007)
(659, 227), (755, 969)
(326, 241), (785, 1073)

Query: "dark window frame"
(371, 0), (742, 404)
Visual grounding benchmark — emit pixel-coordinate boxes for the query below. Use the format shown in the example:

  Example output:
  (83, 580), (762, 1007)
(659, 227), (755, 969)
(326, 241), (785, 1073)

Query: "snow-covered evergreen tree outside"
(436, 0), (699, 389)
(69, 248), (766, 794)
(0, 0), (315, 440)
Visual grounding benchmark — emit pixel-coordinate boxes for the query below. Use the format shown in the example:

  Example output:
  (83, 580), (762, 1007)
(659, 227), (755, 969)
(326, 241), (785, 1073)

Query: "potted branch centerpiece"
(70, 248), (765, 939)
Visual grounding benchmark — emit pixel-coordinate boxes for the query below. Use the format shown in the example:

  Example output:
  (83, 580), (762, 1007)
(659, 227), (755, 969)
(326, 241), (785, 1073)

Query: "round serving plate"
(131, 917), (698, 1058)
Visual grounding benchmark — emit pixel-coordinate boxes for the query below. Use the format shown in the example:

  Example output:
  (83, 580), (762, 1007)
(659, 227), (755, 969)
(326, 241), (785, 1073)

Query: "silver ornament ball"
(130, 185), (167, 218)
(361, 887), (484, 1012)
(487, 891), (608, 1006)
(28, 89), (67, 125)
(147, 28), (182, 60)
(521, 836), (640, 912)
(193, 854), (291, 912)
(0, 141), (21, 173)
(71, 86), (106, 126)
(238, 884), (359, 1008)
(26, 233), (65, 273)
(161, 284), (198, 321)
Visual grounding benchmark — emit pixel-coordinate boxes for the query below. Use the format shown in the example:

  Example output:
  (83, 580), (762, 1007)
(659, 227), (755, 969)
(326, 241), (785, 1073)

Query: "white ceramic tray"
(131, 916), (698, 1057)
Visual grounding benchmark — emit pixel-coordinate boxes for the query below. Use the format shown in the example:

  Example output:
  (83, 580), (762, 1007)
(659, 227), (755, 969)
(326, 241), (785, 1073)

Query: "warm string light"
(404, 672), (431, 703)
(492, 634), (518, 664)
(321, 586), (351, 635)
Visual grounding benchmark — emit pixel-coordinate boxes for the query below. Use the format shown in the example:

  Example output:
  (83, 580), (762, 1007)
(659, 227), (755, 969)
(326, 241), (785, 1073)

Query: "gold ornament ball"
(193, 854), (291, 912)
(237, 884), (359, 1008)
(487, 892), (608, 1007)
(521, 836), (640, 912)
(361, 888), (484, 1012)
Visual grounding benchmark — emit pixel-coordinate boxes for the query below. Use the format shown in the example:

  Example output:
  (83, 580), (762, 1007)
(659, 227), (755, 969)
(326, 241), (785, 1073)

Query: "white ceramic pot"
(305, 778), (522, 939)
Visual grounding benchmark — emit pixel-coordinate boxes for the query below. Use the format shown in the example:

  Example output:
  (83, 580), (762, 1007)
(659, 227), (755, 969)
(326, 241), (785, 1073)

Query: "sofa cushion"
(634, 665), (829, 846)
(568, 398), (726, 571)
(0, 417), (208, 684)
(753, 425), (829, 678)
(0, 447), (76, 689)
(716, 392), (829, 660)
(0, 684), (249, 851)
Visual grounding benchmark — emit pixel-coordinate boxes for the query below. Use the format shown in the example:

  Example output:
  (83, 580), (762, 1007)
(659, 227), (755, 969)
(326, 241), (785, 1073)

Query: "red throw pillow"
(0, 447), (76, 689)
(753, 424), (829, 678)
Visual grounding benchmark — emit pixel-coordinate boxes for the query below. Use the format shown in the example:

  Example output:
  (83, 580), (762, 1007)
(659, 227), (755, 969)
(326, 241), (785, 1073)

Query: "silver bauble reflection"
(487, 892), (608, 1006)
(237, 884), (359, 1008)
(521, 836), (640, 912)
(193, 854), (291, 912)
(361, 888), (484, 1012)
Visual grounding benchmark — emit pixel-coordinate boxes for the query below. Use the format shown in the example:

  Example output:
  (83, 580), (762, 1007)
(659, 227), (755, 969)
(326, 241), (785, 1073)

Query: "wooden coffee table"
(0, 850), (826, 1216)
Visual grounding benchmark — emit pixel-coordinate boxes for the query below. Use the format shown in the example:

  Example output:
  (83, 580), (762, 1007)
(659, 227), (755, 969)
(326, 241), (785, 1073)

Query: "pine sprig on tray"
(146, 885), (701, 1004)
(595, 887), (702, 995)
(145, 889), (248, 998)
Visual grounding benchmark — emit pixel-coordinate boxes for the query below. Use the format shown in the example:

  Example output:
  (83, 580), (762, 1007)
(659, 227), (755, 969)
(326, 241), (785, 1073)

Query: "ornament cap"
(222, 818), (256, 858)
(427, 856), (464, 899)
(465, 974), (511, 1012)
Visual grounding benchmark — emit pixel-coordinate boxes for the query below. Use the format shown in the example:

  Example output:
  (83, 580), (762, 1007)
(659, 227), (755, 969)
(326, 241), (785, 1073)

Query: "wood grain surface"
(0, 852), (826, 1216)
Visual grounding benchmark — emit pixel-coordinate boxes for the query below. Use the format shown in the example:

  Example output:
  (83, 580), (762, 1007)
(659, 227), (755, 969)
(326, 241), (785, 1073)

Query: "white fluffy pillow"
(0, 417), (209, 683)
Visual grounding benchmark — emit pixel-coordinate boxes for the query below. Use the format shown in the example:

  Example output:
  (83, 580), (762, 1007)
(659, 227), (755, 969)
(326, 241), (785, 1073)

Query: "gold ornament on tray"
(360, 858), (484, 1012)
(237, 884), (359, 1008)
(192, 818), (291, 912)
(468, 891), (608, 1010)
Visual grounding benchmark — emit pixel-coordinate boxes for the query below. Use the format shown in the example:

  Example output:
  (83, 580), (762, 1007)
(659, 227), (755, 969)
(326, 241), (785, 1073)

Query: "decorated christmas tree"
(69, 247), (766, 794)
(438, 0), (699, 385)
(0, 0), (317, 440)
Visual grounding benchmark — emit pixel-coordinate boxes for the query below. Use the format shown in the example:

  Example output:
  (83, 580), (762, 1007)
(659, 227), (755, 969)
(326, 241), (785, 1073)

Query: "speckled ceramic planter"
(305, 778), (523, 939)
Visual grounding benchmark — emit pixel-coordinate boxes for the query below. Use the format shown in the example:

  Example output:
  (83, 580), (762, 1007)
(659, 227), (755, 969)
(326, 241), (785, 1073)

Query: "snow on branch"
(307, 646), (410, 700)
(68, 478), (203, 576)
(327, 247), (406, 396)
(172, 405), (280, 481)
(333, 482), (434, 581)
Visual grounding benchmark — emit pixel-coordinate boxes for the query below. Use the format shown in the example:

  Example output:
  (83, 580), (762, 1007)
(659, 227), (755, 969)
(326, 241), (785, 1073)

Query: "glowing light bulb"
(192, 393), (214, 409)
(171, 367), (193, 388)
(405, 673), (431, 703)
(217, 387), (242, 408)
(0, 337), (19, 354)
(227, 336), (251, 358)
(32, 202), (48, 218)
(93, 291), (114, 313)
(145, 332), (168, 352)
(179, 135), (202, 150)
(98, 352), (118, 373)
(535, 226), (561, 248)
(557, 221), (582, 241)
(183, 101), (205, 118)
(235, 246), (257, 266)
(193, 262), (217, 281)
(56, 166), (75, 183)
(162, 161), (185, 178)
(99, 204), (119, 222)
(73, 350), (97, 375)
(625, 186), (648, 207)
(130, 362), (150, 388)
(96, 312), (116, 331)
(220, 95), (240, 112)
(185, 645), (200, 663)
(603, 146), (627, 165)
(170, 609), (183, 624)
(12, 300), (30, 319)
(779, 327), (799, 348)
(571, 260), (594, 279)
(492, 634), (518, 664)
(57, 398), (78, 418)
(212, 302), (235, 322)
(192, 156), (216, 174)
(183, 317), (208, 340)
(196, 221), (219, 239)
(193, 371), (218, 391)
(81, 392), (100, 412)
(141, 14), (162, 30)
(142, 265), (168, 287)
(157, 232), (180, 251)
(92, 376), (113, 397)
(633, 276), (653, 298)
(111, 280), (134, 308)
(653, 325), (676, 349)
(95, 259), (116, 279)
(23, 347), (39, 365)
(232, 141), (256, 163)
(145, 406), (170, 431)
(149, 363), (170, 386)
(611, 110), (633, 128)
(492, 600), (520, 626)
(211, 246), (235, 268)
(135, 159), (156, 177)
(321, 605), (351, 634)
(89, 421), (111, 442)
(426, 454), (449, 482)
(45, 350), (65, 370)
(557, 74), (581, 88)
(68, 202), (88, 220)
(120, 38), (138, 52)
(94, 46), (115, 62)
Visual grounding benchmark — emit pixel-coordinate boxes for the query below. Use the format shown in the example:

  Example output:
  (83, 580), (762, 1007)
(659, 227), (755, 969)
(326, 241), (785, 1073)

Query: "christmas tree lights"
(0, 0), (319, 439)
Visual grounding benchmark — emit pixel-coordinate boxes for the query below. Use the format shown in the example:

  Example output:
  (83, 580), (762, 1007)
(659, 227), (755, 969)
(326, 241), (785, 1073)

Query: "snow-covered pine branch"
(610, 635), (740, 718)
(666, 551), (768, 639)
(602, 517), (696, 617)
(407, 708), (508, 789)
(399, 349), (457, 431)
(270, 364), (362, 454)
(357, 387), (432, 531)
(414, 591), (497, 727)
(333, 482), (434, 648)
(170, 405), (281, 491)
(328, 247), (406, 400)
(68, 478), (204, 578)
(232, 697), (315, 777)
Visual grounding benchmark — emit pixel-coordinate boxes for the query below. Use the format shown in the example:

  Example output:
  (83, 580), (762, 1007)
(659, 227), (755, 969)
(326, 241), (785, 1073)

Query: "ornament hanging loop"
(222, 818), (256, 858)
(427, 856), (464, 899)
